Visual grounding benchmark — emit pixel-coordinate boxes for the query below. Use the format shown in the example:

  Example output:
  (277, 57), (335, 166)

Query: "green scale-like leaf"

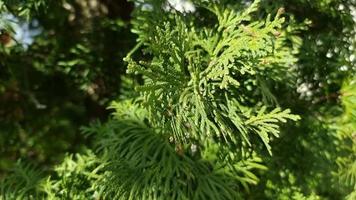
(126, 0), (300, 154)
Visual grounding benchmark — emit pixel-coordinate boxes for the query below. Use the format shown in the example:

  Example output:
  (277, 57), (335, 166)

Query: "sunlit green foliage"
(0, 0), (355, 199)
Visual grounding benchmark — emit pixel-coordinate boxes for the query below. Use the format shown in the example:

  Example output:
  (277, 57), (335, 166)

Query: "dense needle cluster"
(0, 0), (355, 199)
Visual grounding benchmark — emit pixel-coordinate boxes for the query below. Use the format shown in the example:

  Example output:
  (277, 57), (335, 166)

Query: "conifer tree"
(0, 0), (355, 199)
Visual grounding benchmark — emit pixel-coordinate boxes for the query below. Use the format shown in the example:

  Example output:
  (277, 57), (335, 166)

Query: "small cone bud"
(273, 30), (281, 37)
(277, 7), (285, 16)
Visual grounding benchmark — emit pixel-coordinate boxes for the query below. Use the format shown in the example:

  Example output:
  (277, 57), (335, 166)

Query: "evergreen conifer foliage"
(1, 0), (355, 199)
(336, 77), (356, 200)
(126, 0), (300, 153)
(102, 0), (301, 198)
(0, 161), (43, 199)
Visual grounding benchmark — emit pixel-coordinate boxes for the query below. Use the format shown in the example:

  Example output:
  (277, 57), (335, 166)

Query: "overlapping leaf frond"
(336, 77), (356, 198)
(40, 150), (105, 200)
(0, 161), (44, 199)
(86, 101), (269, 200)
(126, 0), (300, 154)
